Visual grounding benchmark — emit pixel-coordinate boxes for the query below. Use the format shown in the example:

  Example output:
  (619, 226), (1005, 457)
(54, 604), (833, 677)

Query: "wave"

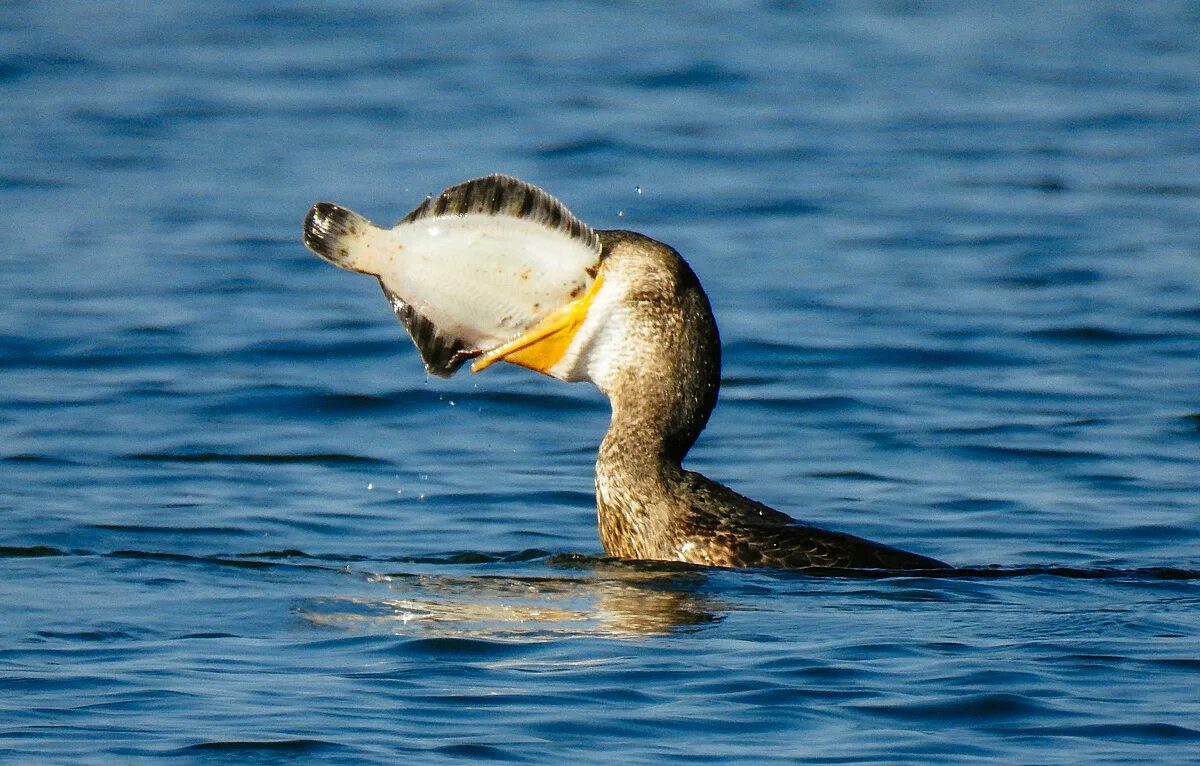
(4, 545), (1198, 581)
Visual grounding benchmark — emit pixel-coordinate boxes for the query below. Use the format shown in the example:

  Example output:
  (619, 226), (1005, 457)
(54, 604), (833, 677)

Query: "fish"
(302, 174), (602, 377)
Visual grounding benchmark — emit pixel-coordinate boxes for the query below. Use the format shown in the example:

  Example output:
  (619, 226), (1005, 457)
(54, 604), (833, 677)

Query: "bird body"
(303, 175), (947, 571)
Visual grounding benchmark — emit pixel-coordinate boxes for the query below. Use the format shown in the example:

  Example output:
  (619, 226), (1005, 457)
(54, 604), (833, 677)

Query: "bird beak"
(471, 272), (605, 376)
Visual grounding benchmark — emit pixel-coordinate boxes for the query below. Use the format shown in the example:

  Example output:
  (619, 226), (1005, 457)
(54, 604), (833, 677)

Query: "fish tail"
(303, 202), (380, 275)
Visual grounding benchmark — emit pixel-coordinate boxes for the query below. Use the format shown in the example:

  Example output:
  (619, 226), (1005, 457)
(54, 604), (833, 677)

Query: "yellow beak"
(472, 272), (605, 375)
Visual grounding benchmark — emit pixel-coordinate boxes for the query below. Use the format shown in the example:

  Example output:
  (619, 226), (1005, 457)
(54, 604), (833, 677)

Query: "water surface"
(2, 1), (1199, 763)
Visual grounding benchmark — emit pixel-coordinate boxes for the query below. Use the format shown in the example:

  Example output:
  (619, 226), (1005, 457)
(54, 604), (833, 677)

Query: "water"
(3, 0), (1199, 762)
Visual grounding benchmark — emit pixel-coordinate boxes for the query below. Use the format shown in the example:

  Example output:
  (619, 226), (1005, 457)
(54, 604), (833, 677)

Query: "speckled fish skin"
(303, 174), (601, 376)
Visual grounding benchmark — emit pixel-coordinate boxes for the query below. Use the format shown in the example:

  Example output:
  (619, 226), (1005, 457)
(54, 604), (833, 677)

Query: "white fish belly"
(364, 214), (598, 349)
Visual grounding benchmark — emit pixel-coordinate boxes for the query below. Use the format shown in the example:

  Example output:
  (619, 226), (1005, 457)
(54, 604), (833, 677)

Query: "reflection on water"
(297, 556), (1200, 639)
(300, 565), (723, 638)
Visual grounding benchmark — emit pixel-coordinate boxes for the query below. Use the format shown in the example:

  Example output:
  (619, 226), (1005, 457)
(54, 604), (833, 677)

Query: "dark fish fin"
(379, 283), (477, 378)
(400, 174), (600, 253)
(303, 202), (375, 274)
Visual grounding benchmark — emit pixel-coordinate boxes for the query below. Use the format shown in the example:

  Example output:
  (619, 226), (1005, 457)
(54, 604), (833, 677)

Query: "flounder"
(302, 174), (602, 376)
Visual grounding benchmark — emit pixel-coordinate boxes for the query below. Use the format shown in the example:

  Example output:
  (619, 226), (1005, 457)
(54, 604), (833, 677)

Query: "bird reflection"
(299, 561), (724, 638)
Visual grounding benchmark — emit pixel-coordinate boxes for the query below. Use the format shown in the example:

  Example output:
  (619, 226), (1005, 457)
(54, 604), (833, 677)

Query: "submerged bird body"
(304, 175), (947, 571)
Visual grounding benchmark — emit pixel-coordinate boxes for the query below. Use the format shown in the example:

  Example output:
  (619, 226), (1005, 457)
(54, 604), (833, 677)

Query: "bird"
(303, 174), (948, 571)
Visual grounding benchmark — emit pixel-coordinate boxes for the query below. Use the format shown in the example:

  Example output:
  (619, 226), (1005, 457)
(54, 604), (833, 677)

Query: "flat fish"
(303, 174), (602, 376)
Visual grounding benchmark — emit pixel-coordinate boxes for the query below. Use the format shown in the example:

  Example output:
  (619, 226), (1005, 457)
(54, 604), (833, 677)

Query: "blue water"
(3, 1), (1200, 762)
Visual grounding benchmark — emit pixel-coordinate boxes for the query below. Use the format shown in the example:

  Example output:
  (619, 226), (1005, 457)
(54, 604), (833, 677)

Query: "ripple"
(625, 61), (750, 89)
(1105, 183), (1200, 198)
(106, 550), (277, 570)
(123, 451), (388, 466)
(804, 470), (912, 483)
(723, 341), (1024, 369)
(434, 743), (527, 761)
(232, 338), (399, 361)
(473, 390), (604, 413)
(90, 523), (246, 536)
(0, 545), (66, 558)
(0, 53), (98, 81)
(732, 197), (824, 217)
(0, 174), (71, 190)
(956, 444), (1106, 462)
(35, 629), (136, 642)
(291, 391), (408, 414)
(534, 137), (624, 159)
(1015, 722), (1200, 743)
(1027, 326), (1174, 344)
(997, 268), (1103, 288)
(726, 394), (862, 412)
(856, 691), (1059, 723)
(381, 549), (554, 565)
(398, 636), (546, 658)
(174, 739), (348, 754)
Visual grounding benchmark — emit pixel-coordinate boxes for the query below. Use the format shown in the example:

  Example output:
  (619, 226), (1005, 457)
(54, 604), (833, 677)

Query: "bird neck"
(594, 362), (719, 558)
(587, 233), (722, 557)
(599, 368), (711, 473)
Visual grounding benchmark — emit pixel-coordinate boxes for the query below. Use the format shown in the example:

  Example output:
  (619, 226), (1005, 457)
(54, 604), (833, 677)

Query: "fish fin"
(303, 202), (378, 275)
(380, 284), (478, 377)
(400, 174), (600, 253)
